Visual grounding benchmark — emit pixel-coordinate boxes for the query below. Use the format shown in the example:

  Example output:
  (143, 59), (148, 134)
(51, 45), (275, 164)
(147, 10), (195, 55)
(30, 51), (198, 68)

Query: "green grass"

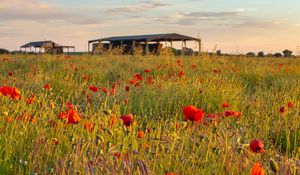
(0, 54), (299, 174)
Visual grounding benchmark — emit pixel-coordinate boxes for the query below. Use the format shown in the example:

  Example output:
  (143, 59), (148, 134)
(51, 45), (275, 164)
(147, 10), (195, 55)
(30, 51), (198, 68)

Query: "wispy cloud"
(106, 1), (171, 14)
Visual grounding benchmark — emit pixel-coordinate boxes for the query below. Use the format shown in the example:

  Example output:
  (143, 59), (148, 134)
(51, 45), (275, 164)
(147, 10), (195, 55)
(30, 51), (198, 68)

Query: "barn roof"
(21, 41), (53, 48)
(21, 41), (74, 48)
(89, 33), (200, 43)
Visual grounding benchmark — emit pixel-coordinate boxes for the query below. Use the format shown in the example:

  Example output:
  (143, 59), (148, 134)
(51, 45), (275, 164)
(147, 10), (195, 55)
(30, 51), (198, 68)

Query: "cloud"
(106, 1), (171, 14)
(0, 0), (71, 22)
(0, 0), (106, 26)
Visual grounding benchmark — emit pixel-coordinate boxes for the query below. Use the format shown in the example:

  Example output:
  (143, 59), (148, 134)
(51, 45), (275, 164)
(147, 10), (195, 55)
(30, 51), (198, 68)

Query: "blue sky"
(0, 0), (299, 54)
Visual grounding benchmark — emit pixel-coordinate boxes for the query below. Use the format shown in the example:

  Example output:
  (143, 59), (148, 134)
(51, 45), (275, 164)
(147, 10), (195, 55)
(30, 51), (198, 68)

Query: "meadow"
(0, 54), (299, 175)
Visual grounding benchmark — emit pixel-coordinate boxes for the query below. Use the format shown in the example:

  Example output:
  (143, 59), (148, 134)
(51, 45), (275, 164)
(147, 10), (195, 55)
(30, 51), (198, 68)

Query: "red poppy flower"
(102, 88), (109, 95)
(287, 102), (294, 108)
(8, 72), (13, 76)
(134, 73), (143, 81)
(89, 85), (98, 92)
(144, 69), (151, 73)
(183, 105), (205, 123)
(84, 122), (95, 133)
(192, 64), (196, 68)
(125, 86), (130, 92)
(235, 112), (241, 118)
(178, 71), (184, 78)
(82, 74), (89, 81)
(279, 106), (286, 113)
(221, 101), (229, 108)
(110, 88), (116, 96)
(224, 110), (235, 117)
(114, 152), (121, 160)
(57, 103), (82, 124)
(44, 84), (50, 90)
(138, 130), (144, 138)
(130, 80), (135, 84)
(250, 139), (265, 153)
(251, 162), (265, 175)
(0, 86), (21, 100)
(26, 94), (35, 104)
(120, 114), (133, 127)
(147, 77), (154, 85)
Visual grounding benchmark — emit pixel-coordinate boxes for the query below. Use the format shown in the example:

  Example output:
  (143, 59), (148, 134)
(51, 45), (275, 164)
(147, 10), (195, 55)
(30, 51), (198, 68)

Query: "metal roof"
(21, 41), (52, 48)
(21, 41), (74, 48)
(89, 33), (200, 43)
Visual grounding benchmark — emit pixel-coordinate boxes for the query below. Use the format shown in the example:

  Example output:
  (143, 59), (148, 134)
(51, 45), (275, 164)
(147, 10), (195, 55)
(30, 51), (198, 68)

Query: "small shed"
(88, 33), (201, 55)
(20, 41), (75, 54)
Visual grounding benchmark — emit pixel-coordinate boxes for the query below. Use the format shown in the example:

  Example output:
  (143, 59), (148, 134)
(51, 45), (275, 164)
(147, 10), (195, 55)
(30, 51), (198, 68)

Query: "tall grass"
(0, 54), (299, 174)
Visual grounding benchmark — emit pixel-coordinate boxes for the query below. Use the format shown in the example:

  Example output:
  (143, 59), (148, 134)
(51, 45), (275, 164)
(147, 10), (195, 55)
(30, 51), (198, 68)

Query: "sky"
(0, 0), (300, 54)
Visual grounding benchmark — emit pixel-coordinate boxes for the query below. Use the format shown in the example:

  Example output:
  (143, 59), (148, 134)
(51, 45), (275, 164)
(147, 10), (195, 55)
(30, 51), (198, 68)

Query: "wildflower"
(120, 114), (133, 127)
(224, 110), (235, 117)
(8, 72), (13, 76)
(183, 105), (205, 123)
(144, 69), (151, 73)
(125, 86), (130, 92)
(279, 106), (286, 113)
(221, 101), (229, 108)
(147, 77), (154, 85)
(250, 139), (265, 153)
(114, 152), (121, 160)
(130, 80), (135, 85)
(235, 112), (241, 118)
(178, 70), (184, 78)
(251, 162), (265, 175)
(57, 103), (82, 124)
(44, 84), (50, 90)
(26, 94), (35, 104)
(0, 86), (21, 100)
(5, 116), (13, 123)
(51, 138), (59, 145)
(110, 87), (116, 96)
(134, 73), (143, 81)
(287, 102), (294, 108)
(192, 64), (196, 68)
(138, 130), (144, 138)
(82, 74), (89, 81)
(89, 85), (98, 92)
(102, 88), (109, 95)
(84, 122), (95, 133)
(109, 115), (117, 127)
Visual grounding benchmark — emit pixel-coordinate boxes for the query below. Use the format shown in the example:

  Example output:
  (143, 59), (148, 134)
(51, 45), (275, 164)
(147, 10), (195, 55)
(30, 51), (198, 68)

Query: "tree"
(0, 48), (9, 54)
(282, 49), (293, 57)
(258, 51), (264, 57)
(246, 52), (256, 57)
(216, 50), (222, 56)
(273, 53), (282, 58)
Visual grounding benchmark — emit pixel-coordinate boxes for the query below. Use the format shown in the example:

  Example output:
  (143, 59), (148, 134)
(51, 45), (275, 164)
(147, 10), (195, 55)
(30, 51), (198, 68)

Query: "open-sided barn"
(20, 41), (75, 54)
(88, 33), (201, 55)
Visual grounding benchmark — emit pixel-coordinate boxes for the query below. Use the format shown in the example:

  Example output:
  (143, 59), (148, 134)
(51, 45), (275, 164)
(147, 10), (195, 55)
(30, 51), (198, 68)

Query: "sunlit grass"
(0, 54), (299, 174)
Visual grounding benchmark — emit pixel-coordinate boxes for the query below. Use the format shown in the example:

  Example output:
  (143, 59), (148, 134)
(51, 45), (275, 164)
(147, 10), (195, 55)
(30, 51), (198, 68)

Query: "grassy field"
(0, 54), (299, 174)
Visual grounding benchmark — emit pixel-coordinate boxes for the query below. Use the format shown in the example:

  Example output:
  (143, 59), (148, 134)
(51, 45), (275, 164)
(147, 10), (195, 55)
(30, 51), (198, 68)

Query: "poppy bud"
(269, 158), (279, 173)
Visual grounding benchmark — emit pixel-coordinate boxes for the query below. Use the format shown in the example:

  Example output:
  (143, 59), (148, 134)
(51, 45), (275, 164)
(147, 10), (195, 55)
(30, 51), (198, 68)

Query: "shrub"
(0, 48), (9, 54)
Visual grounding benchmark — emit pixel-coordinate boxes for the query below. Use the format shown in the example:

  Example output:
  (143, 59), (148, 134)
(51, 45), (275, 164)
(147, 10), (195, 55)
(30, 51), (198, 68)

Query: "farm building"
(88, 33), (201, 55)
(20, 41), (75, 54)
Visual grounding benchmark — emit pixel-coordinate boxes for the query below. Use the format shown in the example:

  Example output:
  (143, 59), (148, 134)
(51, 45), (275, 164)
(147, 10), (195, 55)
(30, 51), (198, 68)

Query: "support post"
(88, 42), (90, 54)
(181, 40), (184, 55)
(145, 40), (149, 55)
(132, 41), (136, 54)
(120, 41), (123, 54)
(198, 40), (201, 54)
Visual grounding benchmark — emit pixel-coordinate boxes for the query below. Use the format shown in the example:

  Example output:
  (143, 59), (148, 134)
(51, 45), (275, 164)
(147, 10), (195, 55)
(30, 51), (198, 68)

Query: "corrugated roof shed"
(89, 33), (200, 43)
(21, 41), (52, 48)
